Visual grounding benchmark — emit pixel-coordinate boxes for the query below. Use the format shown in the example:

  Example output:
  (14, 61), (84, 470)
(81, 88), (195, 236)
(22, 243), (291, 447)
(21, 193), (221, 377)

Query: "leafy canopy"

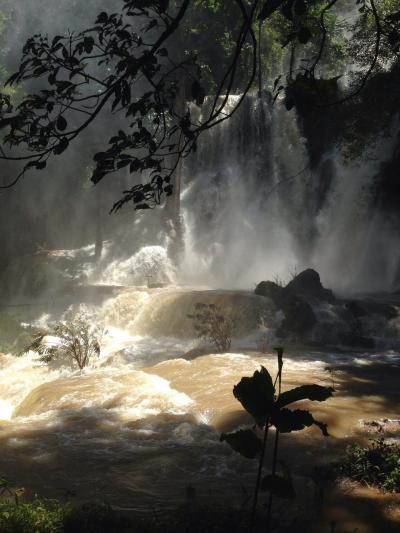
(0, 0), (398, 209)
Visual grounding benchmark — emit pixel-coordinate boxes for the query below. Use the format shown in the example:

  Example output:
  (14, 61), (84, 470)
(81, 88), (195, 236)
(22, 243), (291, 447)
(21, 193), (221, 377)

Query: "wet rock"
(255, 269), (336, 340)
(255, 279), (317, 340)
(183, 345), (216, 360)
(277, 294), (316, 339)
(359, 418), (400, 438)
(344, 298), (398, 320)
(257, 270), (399, 347)
(254, 280), (285, 303)
(286, 268), (335, 303)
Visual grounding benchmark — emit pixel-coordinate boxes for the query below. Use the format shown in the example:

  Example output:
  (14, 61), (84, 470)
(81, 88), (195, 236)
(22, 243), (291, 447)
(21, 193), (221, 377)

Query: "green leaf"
(260, 474), (296, 499)
(276, 384), (334, 408)
(220, 429), (263, 459)
(233, 366), (275, 425)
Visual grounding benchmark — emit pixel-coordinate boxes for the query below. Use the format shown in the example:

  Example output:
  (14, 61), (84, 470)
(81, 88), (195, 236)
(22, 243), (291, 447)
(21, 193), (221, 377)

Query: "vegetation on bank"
(0, 499), (266, 533)
(0, 499), (64, 533)
(337, 438), (400, 493)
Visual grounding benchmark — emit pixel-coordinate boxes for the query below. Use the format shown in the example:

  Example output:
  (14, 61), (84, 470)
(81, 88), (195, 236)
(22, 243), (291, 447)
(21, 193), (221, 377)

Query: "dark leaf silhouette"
(276, 384), (334, 408)
(56, 115), (67, 131)
(220, 429), (263, 459)
(53, 137), (69, 155)
(83, 36), (95, 54)
(271, 408), (329, 436)
(233, 366), (275, 425)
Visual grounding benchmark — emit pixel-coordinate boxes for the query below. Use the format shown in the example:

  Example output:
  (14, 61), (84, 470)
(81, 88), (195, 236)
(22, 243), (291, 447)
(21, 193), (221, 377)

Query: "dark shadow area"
(332, 361), (400, 416)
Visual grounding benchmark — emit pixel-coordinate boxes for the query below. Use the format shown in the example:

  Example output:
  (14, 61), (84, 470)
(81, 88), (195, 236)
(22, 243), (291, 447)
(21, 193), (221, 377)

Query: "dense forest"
(0, 1), (399, 532)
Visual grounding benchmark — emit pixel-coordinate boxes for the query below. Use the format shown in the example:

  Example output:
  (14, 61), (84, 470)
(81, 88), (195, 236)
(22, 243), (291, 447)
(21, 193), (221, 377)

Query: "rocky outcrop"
(256, 269), (400, 348)
(277, 294), (316, 339)
(286, 269), (335, 303)
(255, 278), (317, 339)
(255, 270), (333, 341)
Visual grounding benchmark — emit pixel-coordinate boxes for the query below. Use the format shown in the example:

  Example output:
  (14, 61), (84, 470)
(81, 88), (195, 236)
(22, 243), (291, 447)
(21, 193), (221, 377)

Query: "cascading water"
(67, 94), (399, 295)
(97, 245), (177, 286)
(177, 95), (400, 293)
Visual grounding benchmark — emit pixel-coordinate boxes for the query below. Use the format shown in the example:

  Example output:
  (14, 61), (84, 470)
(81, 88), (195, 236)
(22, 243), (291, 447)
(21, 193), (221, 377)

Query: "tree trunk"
(94, 184), (103, 261)
(165, 75), (186, 262)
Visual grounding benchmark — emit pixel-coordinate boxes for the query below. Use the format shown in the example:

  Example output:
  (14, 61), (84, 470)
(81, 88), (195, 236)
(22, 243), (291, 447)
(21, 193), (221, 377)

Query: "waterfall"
(176, 95), (399, 293)
(42, 94), (398, 295)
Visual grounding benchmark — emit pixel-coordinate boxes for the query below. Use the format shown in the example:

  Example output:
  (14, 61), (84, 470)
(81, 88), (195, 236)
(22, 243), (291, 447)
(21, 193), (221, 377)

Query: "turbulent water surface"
(0, 286), (399, 531)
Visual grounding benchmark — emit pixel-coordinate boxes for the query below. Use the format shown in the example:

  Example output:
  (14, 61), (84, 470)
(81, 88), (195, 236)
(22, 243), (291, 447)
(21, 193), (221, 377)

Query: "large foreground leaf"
(276, 384), (334, 408)
(220, 429), (263, 459)
(233, 366), (275, 425)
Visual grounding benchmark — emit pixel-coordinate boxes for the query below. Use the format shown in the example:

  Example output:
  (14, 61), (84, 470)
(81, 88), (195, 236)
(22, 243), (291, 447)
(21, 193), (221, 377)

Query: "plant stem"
(266, 428), (280, 532)
(266, 348), (284, 532)
(251, 421), (269, 533)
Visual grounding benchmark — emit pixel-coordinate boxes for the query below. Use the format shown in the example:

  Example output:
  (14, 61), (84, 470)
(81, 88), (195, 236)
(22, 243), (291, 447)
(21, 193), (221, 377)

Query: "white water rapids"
(0, 286), (399, 516)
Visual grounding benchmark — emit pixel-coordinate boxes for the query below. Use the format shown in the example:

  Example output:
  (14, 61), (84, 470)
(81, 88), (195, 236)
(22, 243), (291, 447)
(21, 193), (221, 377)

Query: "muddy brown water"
(0, 349), (398, 531)
(0, 288), (399, 531)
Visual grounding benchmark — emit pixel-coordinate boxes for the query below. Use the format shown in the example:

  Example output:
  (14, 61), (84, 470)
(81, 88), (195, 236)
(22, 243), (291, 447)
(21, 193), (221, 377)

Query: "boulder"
(254, 280), (285, 304)
(277, 294), (316, 339)
(286, 268), (335, 303)
(255, 279), (317, 340)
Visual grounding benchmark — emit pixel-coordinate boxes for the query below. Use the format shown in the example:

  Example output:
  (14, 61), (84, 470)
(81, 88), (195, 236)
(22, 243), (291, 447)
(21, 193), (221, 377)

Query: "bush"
(188, 303), (233, 352)
(0, 499), (64, 533)
(22, 314), (103, 370)
(338, 438), (400, 492)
